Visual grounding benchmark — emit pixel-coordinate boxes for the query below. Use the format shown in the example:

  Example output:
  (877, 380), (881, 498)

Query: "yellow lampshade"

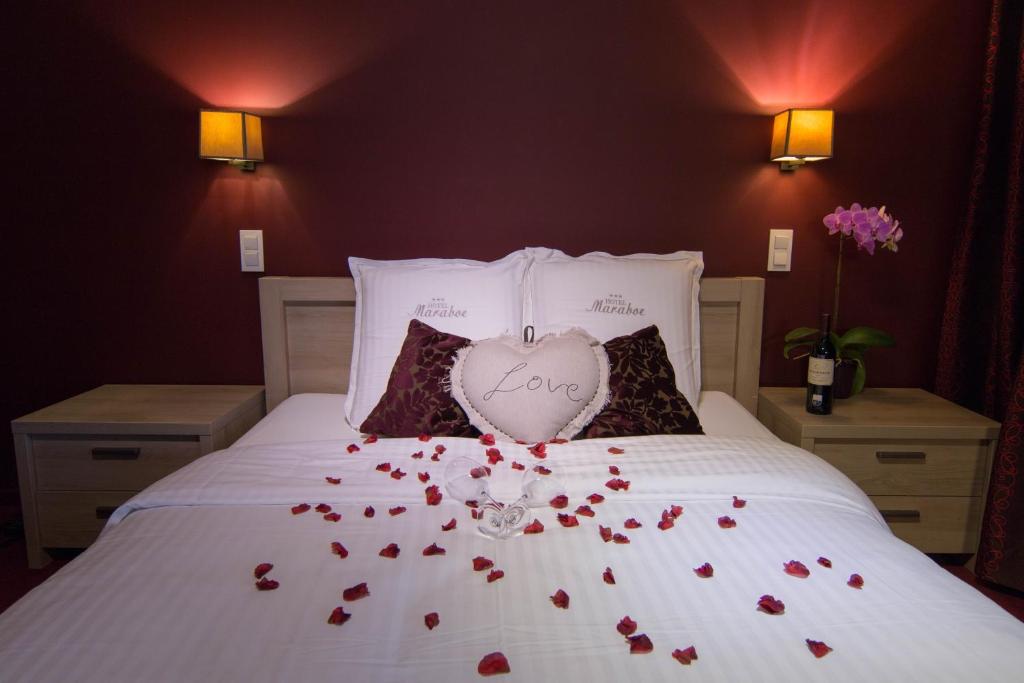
(199, 110), (264, 170)
(770, 109), (833, 170)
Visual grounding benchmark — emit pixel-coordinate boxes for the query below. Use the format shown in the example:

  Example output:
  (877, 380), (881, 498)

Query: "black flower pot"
(833, 360), (856, 399)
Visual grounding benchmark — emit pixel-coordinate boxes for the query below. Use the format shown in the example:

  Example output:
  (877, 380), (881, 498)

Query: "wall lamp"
(199, 109), (264, 172)
(770, 108), (833, 171)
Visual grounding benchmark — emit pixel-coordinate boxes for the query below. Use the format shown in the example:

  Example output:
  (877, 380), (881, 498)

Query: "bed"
(2, 267), (1023, 682)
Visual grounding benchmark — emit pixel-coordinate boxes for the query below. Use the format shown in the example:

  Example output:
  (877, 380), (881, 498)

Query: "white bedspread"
(2, 435), (1022, 682)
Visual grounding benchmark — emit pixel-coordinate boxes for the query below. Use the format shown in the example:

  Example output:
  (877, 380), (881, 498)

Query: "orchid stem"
(833, 234), (844, 331)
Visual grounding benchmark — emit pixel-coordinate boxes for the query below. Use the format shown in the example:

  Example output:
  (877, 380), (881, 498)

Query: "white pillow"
(525, 247), (704, 409)
(450, 328), (610, 443)
(346, 252), (530, 429)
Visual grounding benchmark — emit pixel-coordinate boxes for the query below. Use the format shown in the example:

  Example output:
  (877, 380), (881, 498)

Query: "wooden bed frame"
(258, 276), (765, 414)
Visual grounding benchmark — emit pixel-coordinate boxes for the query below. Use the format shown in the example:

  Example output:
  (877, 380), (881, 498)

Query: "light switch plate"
(239, 229), (264, 272)
(767, 228), (794, 272)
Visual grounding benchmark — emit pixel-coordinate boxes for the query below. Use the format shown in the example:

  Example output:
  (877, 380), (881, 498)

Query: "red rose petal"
(431, 452), (441, 461)
(342, 582), (370, 601)
(425, 484), (443, 506)
(609, 466), (621, 475)
(470, 466), (490, 479)
(672, 646), (698, 665)
(423, 542), (446, 556)
(612, 533), (630, 544)
(389, 506), (407, 516)
(533, 465), (552, 475)
(471, 509), (482, 520)
(325, 476), (342, 485)
(375, 462), (392, 473)
(254, 563), (273, 579)
(550, 495), (569, 509)
(363, 434), (378, 444)
(806, 639), (833, 658)
(477, 651), (511, 676)
(549, 437), (568, 444)
(330, 542), (349, 558)
(587, 493), (605, 504)
(757, 594), (785, 615)
(524, 520), (545, 534)
(732, 495), (747, 508)
(511, 461), (526, 471)
(424, 612), (440, 630)
(315, 503), (332, 513)
(557, 513), (580, 527)
(817, 556), (832, 568)
(670, 504), (683, 518)
(605, 478), (630, 491)
(435, 444), (447, 454)
(784, 560), (810, 578)
(628, 634), (653, 654)
(599, 525), (612, 542)
(693, 562), (714, 578)
(390, 468), (407, 480)
(608, 446), (625, 455)
(323, 512), (342, 522)
(418, 472), (431, 483)
(575, 505), (595, 517)
(603, 567), (616, 584)
(550, 589), (570, 609)
(418, 434), (432, 442)
(364, 506), (375, 518)
(657, 518), (675, 531)
(255, 577), (279, 591)
(718, 516), (736, 528)
(411, 450), (424, 459)
(486, 569), (505, 583)
(379, 543), (401, 558)
(624, 518), (642, 529)
(529, 442), (547, 458)
(327, 606), (351, 625)
(291, 503), (311, 515)
(847, 573), (864, 589)
(480, 433), (496, 446)
(486, 448), (504, 464)
(617, 615), (638, 636)
(441, 518), (457, 531)
(473, 556), (494, 571)
(346, 444), (360, 454)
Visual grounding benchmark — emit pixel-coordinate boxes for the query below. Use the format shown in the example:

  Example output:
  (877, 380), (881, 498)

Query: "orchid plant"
(784, 203), (904, 395)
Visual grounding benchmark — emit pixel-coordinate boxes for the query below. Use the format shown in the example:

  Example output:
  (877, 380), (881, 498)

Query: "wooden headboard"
(259, 276), (765, 414)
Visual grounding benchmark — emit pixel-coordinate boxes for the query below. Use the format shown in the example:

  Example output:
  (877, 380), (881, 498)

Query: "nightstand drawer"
(813, 440), (989, 496)
(36, 490), (136, 548)
(870, 495), (985, 553)
(32, 436), (202, 491)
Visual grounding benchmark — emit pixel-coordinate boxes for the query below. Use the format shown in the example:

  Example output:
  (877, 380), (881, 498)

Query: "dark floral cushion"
(577, 325), (704, 438)
(360, 319), (479, 438)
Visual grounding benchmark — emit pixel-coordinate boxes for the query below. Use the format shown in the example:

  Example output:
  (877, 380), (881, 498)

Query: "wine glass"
(519, 466), (567, 508)
(443, 456), (531, 539)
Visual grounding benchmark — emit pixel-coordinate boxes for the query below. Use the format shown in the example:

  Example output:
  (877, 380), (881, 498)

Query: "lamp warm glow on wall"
(199, 109), (264, 171)
(770, 109), (833, 171)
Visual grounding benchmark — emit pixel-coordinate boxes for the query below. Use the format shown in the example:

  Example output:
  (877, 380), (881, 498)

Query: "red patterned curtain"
(935, 0), (1024, 592)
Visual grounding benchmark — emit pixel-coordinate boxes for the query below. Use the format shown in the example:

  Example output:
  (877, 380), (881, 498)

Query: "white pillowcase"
(346, 252), (530, 429)
(525, 247), (704, 409)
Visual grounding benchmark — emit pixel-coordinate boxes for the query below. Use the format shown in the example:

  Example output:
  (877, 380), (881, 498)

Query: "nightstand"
(757, 387), (1000, 556)
(12, 384), (266, 567)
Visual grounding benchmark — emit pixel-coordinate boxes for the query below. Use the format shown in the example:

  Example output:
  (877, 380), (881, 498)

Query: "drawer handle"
(95, 506), (117, 520)
(876, 451), (926, 463)
(880, 509), (921, 523)
(91, 447), (141, 460)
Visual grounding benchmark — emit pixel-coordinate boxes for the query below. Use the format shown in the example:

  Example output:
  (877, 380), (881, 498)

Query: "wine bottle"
(805, 313), (836, 415)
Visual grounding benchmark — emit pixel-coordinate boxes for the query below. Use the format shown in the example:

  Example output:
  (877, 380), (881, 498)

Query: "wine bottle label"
(807, 357), (835, 386)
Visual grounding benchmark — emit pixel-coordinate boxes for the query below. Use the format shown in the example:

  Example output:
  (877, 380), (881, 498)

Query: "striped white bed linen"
(2, 435), (1023, 682)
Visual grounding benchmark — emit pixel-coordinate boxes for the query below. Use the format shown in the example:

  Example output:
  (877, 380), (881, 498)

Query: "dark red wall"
(2, 0), (989, 495)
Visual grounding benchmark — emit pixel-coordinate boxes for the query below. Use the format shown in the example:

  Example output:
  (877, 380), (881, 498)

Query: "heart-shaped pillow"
(449, 328), (610, 443)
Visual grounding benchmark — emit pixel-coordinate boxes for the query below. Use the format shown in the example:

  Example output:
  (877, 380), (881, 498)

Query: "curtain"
(935, 0), (1024, 592)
